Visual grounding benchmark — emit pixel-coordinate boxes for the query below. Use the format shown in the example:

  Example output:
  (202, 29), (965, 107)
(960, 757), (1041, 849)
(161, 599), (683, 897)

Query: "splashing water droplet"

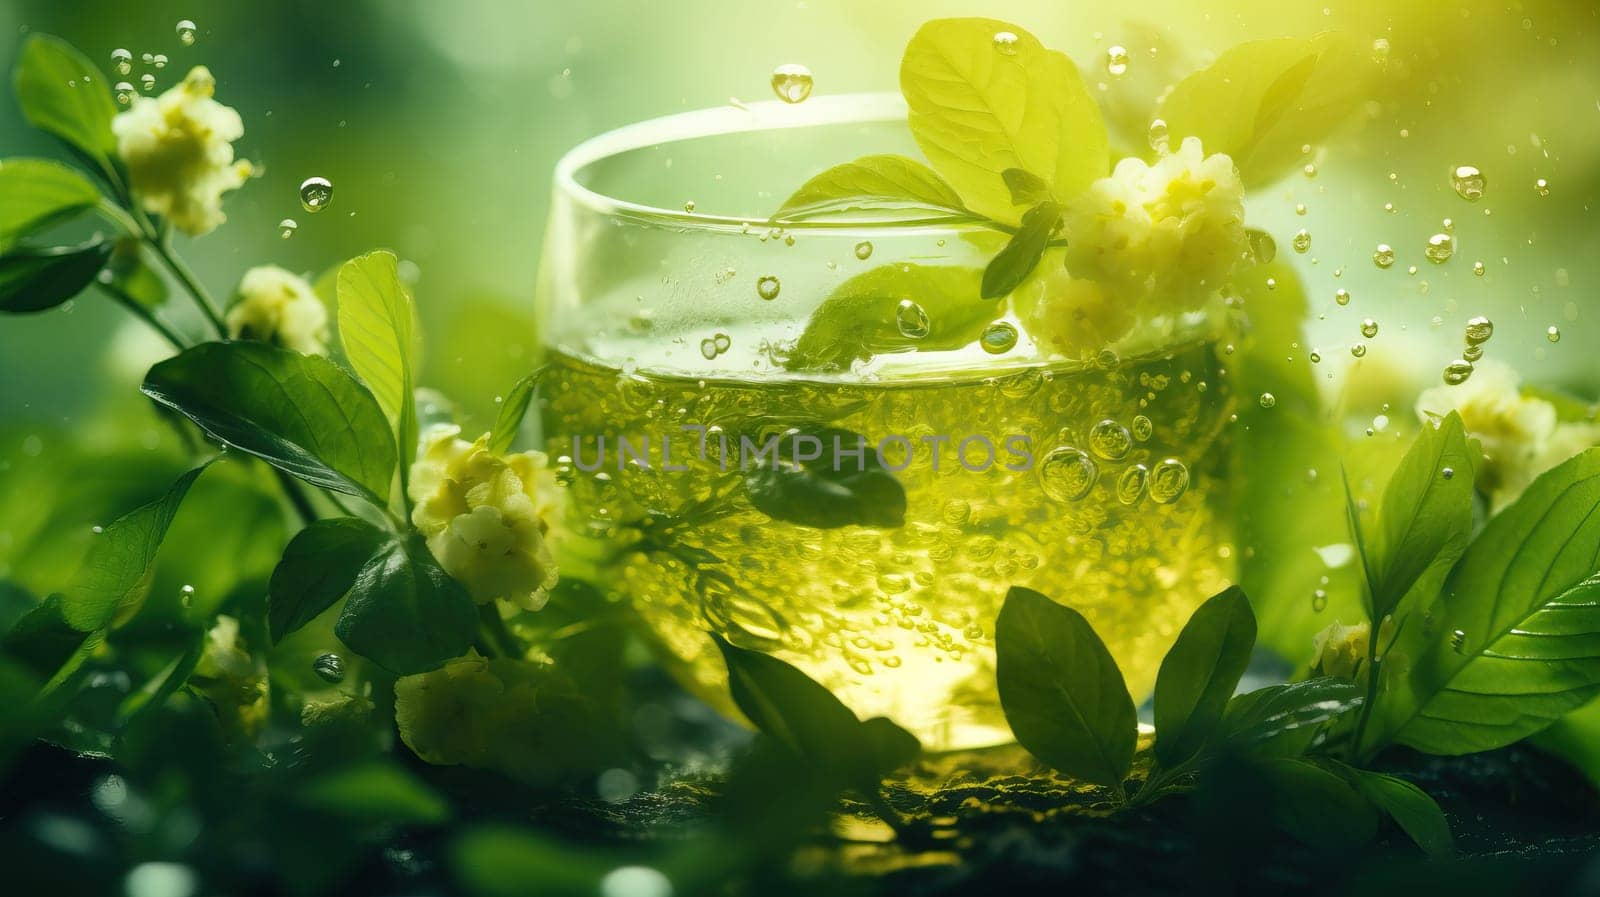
(1473, 261), (1486, 276)
(1547, 326), (1562, 343)
(1292, 229), (1312, 253)
(1038, 447), (1098, 502)
(1442, 360), (1475, 385)
(682, 200), (695, 213)
(1116, 464), (1149, 505)
(854, 240), (873, 261)
(153, 53), (168, 69)
(1149, 458), (1190, 504)
(114, 82), (135, 105)
(1350, 343), (1368, 358)
(278, 218), (298, 239)
(1334, 288), (1351, 306)
(1464, 316), (1494, 344)
(1534, 178), (1550, 196)
(1450, 164), (1486, 201)
(980, 322), (1018, 354)
(1247, 230), (1277, 264)
(299, 176), (333, 213)
(895, 299), (930, 339)
(1309, 351), (1322, 364)
(1258, 392), (1276, 409)
(179, 584), (195, 608)
(699, 338), (718, 360)
(1441, 467), (1455, 480)
(1106, 45), (1129, 76)
(1372, 244), (1396, 269)
(313, 652), (346, 683)
(1450, 629), (1467, 653)
(992, 31), (1020, 56)
(770, 64), (813, 104)
(111, 48), (132, 76)
(1312, 589), (1329, 612)
(176, 19), (197, 46)
(140, 73), (156, 92)
(1131, 414), (1153, 442)
(755, 275), (780, 301)
(1088, 419), (1132, 461)
(1425, 232), (1454, 263)
(1147, 118), (1169, 153)
(1361, 318), (1379, 339)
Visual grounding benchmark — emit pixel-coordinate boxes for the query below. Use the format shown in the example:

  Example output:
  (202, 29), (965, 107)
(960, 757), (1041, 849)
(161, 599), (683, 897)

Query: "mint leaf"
(488, 369), (540, 455)
(60, 464), (208, 631)
(743, 428), (906, 530)
(1159, 34), (1376, 185)
(1334, 764), (1453, 857)
(0, 237), (112, 313)
(901, 18), (1107, 223)
(142, 341), (397, 504)
(0, 158), (102, 250)
(1001, 168), (1051, 206)
(337, 250), (418, 492)
(1377, 449), (1600, 754)
(779, 154), (965, 215)
(1256, 757), (1379, 851)
(335, 532), (478, 674)
(1153, 586), (1256, 766)
(996, 586), (1136, 789)
(12, 35), (119, 169)
(268, 517), (389, 642)
(786, 264), (996, 371)
(1366, 411), (1477, 621)
(1222, 677), (1364, 757)
(980, 200), (1057, 299)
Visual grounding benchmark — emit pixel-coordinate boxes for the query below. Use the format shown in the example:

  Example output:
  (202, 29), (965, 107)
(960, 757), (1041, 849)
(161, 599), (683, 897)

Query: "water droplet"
(1464, 316), (1494, 344)
(176, 19), (197, 46)
(1361, 318), (1379, 339)
(1149, 458), (1190, 504)
(313, 653), (345, 683)
(1248, 230), (1277, 264)
(1131, 414), (1153, 442)
(1351, 343), (1368, 358)
(1116, 464), (1149, 505)
(712, 332), (731, 354)
(992, 31), (1020, 56)
(755, 275), (781, 301)
(1295, 203), (1307, 216)
(1147, 118), (1169, 153)
(770, 64), (813, 103)
(1424, 232), (1454, 263)
(1312, 589), (1329, 612)
(153, 53), (168, 69)
(1442, 360), (1475, 385)
(139, 73), (155, 92)
(854, 240), (873, 261)
(979, 321), (1017, 354)
(699, 338), (718, 360)
(299, 176), (333, 213)
(278, 218), (298, 239)
(114, 82), (135, 105)
(1335, 288), (1351, 306)
(682, 200), (695, 213)
(1292, 229), (1312, 253)
(1441, 467), (1455, 480)
(1038, 447), (1098, 502)
(1106, 45), (1129, 76)
(1450, 164), (1486, 201)
(1547, 325), (1561, 343)
(111, 48), (132, 76)
(1303, 162), (1318, 178)
(1309, 351), (1322, 363)
(1473, 261), (1486, 276)
(1449, 629), (1467, 653)
(895, 299), (930, 339)
(1088, 420), (1132, 461)
(1534, 178), (1550, 196)
(1258, 392), (1276, 409)
(179, 584), (195, 608)
(1372, 244), (1396, 269)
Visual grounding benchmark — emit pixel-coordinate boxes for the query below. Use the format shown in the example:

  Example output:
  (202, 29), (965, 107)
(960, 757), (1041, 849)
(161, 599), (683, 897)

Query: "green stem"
(97, 282), (187, 349)
(150, 233), (228, 338)
(272, 469), (320, 526)
(477, 604), (521, 659)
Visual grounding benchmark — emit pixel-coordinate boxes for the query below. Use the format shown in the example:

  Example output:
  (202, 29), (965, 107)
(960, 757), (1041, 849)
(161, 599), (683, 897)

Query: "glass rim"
(552, 92), (983, 233)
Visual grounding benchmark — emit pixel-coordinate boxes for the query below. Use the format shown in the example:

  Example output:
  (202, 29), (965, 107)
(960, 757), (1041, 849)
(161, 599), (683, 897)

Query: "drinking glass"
(534, 94), (1236, 750)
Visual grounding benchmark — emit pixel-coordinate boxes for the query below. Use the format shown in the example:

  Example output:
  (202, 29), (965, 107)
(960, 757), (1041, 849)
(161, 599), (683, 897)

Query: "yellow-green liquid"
(539, 336), (1236, 750)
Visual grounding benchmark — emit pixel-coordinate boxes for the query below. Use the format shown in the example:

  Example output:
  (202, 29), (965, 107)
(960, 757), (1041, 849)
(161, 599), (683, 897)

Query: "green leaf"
(786, 264), (998, 372)
(1001, 168), (1053, 206)
(12, 35), (119, 168)
(104, 238), (167, 308)
(1255, 757), (1379, 851)
(337, 250), (418, 492)
(268, 517), (389, 642)
(1222, 677), (1364, 757)
(715, 634), (867, 772)
(60, 464), (207, 631)
(1533, 696), (1600, 788)
(1153, 586), (1257, 766)
(334, 533), (478, 674)
(142, 341), (397, 503)
(1, 594), (89, 678)
(0, 158), (102, 250)
(1335, 765), (1453, 857)
(488, 369), (540, 455)
(294, 762), (451, 825)
(860, 716), (921, 775)
(900, 18), (1108, 223)
(995, 586), (1136, 789)
(451, 825), (608, 897)
(0, 238), (112, 313)
(743, 427), (906, 529)
(1378, 449), (1600, 754)
(981, 201), (1057, 299)
(1159, 34), (1376, 185)
(1366, 412), (1477, 621)
(778, 154), (966, 214)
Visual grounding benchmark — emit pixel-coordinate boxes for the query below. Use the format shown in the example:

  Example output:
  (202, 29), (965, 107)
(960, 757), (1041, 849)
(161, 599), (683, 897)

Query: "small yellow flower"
(300, 692), (375, 727)
(111, 66), (252, 236)
(225, 265), (328, 355)
(1061, 137), (1247, 313)
(1311, 616), (1395, 684)
(409, 425), (559, 611)
(1020, 270), (1136, 359)
(192, 615), (269, 738)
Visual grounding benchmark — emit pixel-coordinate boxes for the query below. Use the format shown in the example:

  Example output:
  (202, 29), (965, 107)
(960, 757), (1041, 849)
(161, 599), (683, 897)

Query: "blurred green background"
(1, 0), (1596, 438)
